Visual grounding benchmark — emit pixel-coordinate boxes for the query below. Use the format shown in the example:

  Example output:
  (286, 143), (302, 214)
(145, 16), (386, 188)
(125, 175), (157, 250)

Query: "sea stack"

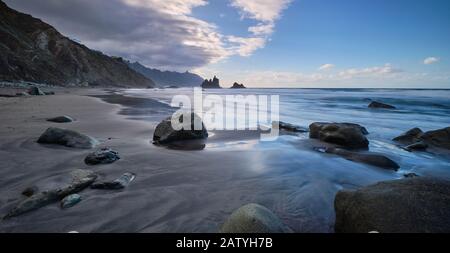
(230, 82), (246, 89)
(201, 76), (221, 89)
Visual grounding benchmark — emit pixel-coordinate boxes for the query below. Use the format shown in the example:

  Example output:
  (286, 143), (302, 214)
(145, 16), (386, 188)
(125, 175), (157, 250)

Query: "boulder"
(84, 148), (120, 165)
(404, 141), (428, 152)
(420, 127), (450, 150)
(153, 112), (208, 144)
(61, 194), (82, 209)
(4, 170), (97, 219)
(334, 177), (450, 233)
(91, 172), (135, 190)
(37, 127), (98, 149)
(368, 101), (396, 109)
(309, 122), (369, 149)
(322, 147), (399, 170)
(46, 115), (74, 123)
(220, 203), (292, 233)
(27, 86), (45, 96)
(392, 128), (423, 144)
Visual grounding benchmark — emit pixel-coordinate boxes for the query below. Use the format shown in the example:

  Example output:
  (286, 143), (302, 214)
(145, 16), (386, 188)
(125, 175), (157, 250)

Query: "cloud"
(337, 64), (403, 79)
(318, 64), (335, 71)
(424, 57), (440, 65)
(4, 0), (291, 71)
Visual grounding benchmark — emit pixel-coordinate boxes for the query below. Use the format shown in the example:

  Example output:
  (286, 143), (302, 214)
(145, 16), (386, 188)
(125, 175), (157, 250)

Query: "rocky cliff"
(201, 76), (221, 89)
(127, 61), (203, 87)
(0, 1), (154, 87)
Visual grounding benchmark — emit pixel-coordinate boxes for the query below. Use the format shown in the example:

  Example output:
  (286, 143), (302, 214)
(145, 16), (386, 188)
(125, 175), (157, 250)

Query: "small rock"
(404, 141), (428, 152)
(37, 127), (98, 149)
(61, 194), (82, 209)
(403, 173), (419, 178)
(44, 91), (55, 95)
(21, 186), (39, 197)
(322, 147), (399, 170)
(334, 177), (450, 233)
(220, 203), (292, 233)
(84, 148), (120, 165)
(153, 112), (208, 144)
(368, 101), (396, 109)
(309, 122), (369, 149)
(46, 115), (74, 123)
(27, 86), (45, 96)
(274, 121), (308, 133)
(91, 172), (135, 190)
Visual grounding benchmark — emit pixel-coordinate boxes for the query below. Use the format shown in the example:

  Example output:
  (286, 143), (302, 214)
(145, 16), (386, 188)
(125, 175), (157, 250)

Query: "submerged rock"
(368, 101), (396, 109)
(61, 194), (82, 209)
(84, 148), (120, 165)
(91, 172), (136, 190)
(16, 92), (30, 97)
(46, 115), (74, 123)
(275, 121), (308, 133)
(21, 186), (39, 197)
(404, 141), (428, 152)
(4, 170), (97, 219)
(220, 203), (292, 233)
(403, 172), (419, 178)
(309, 122), (369, 149)
(37, 127), (98, 149)
(153, 112), (208, 144)
(44, 91), (55, 95)
(334, 177), (450, 233)
(27, 86), (45, 96)
(321, 147), (399, 170)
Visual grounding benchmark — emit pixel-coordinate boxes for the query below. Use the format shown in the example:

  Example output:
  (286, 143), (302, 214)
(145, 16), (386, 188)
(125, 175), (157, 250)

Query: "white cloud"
(5, 0), (292, 71)
(318, 64), (335, 71)
(424, 57), (440, 65)
(337, 63), (403, 79)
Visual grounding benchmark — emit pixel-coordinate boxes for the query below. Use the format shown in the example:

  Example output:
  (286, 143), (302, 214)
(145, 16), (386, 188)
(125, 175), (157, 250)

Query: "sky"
(5, 0), (450, 88)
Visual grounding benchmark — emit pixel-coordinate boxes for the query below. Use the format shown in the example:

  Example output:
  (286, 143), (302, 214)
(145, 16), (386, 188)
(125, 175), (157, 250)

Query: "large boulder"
(153, 112), (208, 144)
(334, 177), (450, 233)
(368, 101), (396, 109)
(393, 127), (450, 150)
(220, 203), (292, 233)
(309, 122), (369, 149)
(322, 147), (399, 170)
(37, 127), (98, 149)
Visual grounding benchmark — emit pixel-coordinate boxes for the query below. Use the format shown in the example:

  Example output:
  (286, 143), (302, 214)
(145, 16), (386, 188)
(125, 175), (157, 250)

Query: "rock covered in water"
(404, 141), (428, 151)
(4, 170), (97, 219)
(91, 172), (135, 190)
(309, 122), (369, 149)
(21, 186), (39, 197)
(403, 172), (419, 178)
(334, 177), (450, 233)
(84, 148), (120, 165)
(37, 127), (98, 149)
(275, 121), (308, 133)
(46, 115), (74, 123)
(368, 101), (396, 109)
(321, 147), (399, 170)
(220, 203), (292, 233)
(61, 194), (82, 209)
(27, 86), (45, 96)
(153, 112), (208, 144)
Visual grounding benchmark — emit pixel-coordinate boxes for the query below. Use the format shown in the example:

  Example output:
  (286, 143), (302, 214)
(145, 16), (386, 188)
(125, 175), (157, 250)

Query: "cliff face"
(127, 61), (203, 87)
(0, 1), (154, 87)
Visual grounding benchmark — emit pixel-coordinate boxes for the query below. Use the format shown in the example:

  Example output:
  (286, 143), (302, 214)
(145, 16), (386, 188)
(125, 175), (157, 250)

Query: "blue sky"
(5, 0), (450, 88)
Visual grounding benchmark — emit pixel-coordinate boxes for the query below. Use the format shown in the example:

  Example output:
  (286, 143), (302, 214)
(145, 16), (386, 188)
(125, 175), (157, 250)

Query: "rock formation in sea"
(0, 1), (154, 87)
(127, 61), (204, 87)
(230, 82), (246, 89)
(201, 76), (221, 89)
(393, 126), (450, 150)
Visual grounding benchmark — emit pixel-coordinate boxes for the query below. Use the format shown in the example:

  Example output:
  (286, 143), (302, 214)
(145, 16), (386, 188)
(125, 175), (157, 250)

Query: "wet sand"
(0, 89), (419, 232)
